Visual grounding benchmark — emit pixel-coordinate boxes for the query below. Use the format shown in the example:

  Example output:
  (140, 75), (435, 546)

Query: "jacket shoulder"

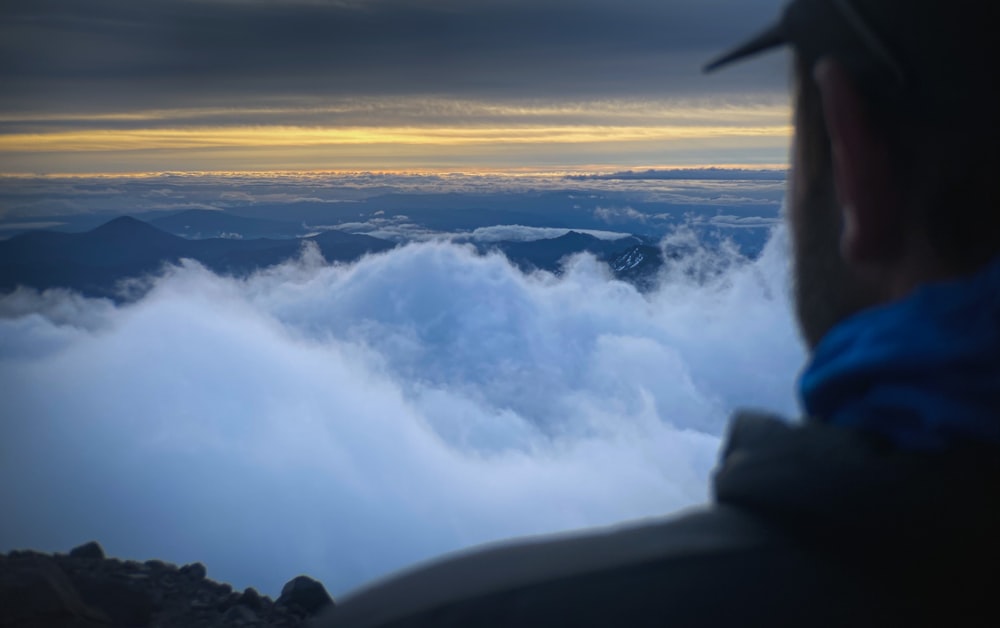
(314, 505), (867, 628)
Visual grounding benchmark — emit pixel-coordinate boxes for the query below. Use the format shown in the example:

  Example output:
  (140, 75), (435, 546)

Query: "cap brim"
(703, 22), (788, 73)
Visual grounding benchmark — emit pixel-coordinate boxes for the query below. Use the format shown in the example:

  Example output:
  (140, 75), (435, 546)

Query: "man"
(316, 1), (999, 625)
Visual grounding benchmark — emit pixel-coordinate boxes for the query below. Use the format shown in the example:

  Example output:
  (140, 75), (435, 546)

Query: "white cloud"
(0, 221), (67, 231)
(312, 217), (440, 242)
(594, 205), (659, 224)
(0, 226), (804, 598)
(465, 225), (632, 243)
(708, 215), (781, 228)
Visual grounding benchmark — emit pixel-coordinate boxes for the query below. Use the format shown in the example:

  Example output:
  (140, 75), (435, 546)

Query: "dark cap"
(703, 0), (993, 117)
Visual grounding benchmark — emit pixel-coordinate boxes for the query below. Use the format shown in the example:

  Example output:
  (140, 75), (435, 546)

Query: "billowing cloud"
(0, 224), (804, 597)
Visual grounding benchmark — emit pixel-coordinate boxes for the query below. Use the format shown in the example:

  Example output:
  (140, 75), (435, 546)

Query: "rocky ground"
(0, 542), (334, 627)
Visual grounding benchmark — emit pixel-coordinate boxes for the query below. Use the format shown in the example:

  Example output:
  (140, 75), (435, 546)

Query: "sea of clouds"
(0, 224), (804, 597)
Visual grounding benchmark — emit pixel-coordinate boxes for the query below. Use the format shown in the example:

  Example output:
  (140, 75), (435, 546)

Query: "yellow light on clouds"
(0, 124), (791, 152)
(0, 99), (792, 173)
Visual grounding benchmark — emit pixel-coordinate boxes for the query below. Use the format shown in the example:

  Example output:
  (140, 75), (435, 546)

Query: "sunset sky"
(1, 0), (792, 174)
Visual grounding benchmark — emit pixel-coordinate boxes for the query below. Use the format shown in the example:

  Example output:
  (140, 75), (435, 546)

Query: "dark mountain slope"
(490, 231), (642, 273)
(608, 244), (664, 290)
(309, 230), (397, 263)
(0, 217), (395, 299)
(151, 210), (307, 240)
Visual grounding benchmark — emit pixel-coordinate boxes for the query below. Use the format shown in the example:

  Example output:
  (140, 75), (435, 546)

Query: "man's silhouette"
(318, 1), (1000, 625)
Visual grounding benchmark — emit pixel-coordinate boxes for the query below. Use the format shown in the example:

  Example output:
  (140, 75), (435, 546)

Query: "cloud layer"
(0, 225), (804, 597)
(0, 1), (791, 173)
(2, 0), (788, 112)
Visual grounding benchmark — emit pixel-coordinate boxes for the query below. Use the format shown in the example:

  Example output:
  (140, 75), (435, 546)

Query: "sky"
(0, 224), (804, 597)
(0, 0), (793, 173)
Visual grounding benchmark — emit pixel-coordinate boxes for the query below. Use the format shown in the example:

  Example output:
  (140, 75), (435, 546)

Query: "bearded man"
(318, 1), (1000, 625)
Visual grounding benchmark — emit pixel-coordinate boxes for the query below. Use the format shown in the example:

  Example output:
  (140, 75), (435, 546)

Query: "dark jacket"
(315, 412), (1000, 627)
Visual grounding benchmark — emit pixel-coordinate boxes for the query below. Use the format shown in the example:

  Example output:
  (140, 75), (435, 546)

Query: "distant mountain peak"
(91, 215), (162, 235)
(553, 230), (598, 243)
(100, 215), (143, 226)
(86, 216), (184, 250)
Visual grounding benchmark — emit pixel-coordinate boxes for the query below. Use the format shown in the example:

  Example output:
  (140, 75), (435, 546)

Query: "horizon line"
(0, 164), (790, 179)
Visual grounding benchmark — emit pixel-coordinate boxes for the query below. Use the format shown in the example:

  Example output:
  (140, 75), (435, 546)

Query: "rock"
(239, 586), (264, 611)
(0, 554), (110, 627)
(277, 575), (334, 616)
(8, 549), (46, 560)
(69, 541), (105, 560)
(70, 575), (155, 627)
(218, 591), (244, 612)
(223, 604), (259, 624)
(143, 559), (175, 573)
(2, 545), (315, 627)
(179, 562), (207, 580)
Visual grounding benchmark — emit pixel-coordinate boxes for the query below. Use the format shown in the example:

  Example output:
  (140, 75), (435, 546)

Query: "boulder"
(223, 604), (259, 624)
(238, 586), (264, 611)
(179, 562), (207, 580)
(68, 541), (105, 561)
(277, 575), (334, 615)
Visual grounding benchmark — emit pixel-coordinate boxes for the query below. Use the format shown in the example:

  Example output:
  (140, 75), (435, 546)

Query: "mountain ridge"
(0, 216), (666, 299)
(0, 217), (396, 299)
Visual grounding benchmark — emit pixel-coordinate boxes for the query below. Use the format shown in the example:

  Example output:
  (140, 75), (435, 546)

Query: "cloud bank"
(1, 0), (788, 113)
(0, 225), (804, 597)
(0, 1), (792, 173)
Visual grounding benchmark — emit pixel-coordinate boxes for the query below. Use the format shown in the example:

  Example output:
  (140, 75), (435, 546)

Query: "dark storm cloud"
(1, 0), (788, 113)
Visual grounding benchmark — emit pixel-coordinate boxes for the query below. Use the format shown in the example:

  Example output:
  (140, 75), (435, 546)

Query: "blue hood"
(800, 256), (1000, 449)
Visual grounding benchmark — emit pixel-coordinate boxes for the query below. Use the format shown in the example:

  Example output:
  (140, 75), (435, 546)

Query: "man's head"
(707, 0), (1000, 348)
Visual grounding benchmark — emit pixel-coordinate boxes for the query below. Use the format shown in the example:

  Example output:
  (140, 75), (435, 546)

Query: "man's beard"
(791, 170), (881, 349)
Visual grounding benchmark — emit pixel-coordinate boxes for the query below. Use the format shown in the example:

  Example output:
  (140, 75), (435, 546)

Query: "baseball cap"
(702, 0), (992, 117)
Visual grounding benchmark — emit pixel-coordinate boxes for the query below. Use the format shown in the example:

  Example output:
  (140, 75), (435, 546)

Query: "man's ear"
(813, 58), (904, 264)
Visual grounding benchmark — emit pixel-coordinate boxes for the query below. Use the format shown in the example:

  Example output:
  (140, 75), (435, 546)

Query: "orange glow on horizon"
(0, 99), (792, 174)
(0, 124), (791, 153)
